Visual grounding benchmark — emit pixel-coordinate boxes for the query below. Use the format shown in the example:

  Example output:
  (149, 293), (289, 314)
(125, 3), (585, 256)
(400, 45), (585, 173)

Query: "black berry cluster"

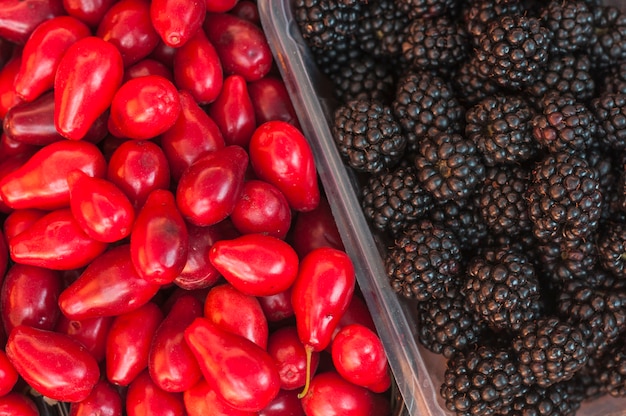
(295, 0), (626, 413)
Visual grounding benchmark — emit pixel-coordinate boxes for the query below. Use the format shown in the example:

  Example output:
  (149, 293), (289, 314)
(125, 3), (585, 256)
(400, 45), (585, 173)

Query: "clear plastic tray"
(257, 1), (626, 415)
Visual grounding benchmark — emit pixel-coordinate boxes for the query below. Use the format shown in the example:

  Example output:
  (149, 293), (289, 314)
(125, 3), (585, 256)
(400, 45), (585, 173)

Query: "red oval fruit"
(54, 36), (124, 140)
(176, 145), (248, 226)
(209, 233), (299, 297)
(108, 75), (181, 140)
(204, 283), (268, 348)
(249, 121), (320, 212)
(6, 325), (100, 403)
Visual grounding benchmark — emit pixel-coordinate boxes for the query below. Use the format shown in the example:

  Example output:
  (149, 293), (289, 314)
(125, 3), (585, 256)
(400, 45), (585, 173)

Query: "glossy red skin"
(3, 209), (46, 241)
(331, 324), (391, 393)
(54, 36), (124, 141)
(258, 287), (294, 323)
(231, 179), (292, 239)
(126, 370), (185, 416)
(6, 325), (100, 402)
(0, 392), (39, 416)
(0, 351), (18, 396)
(290, 195), (344, 258)
(58, 244), (161, 320)
(0, 230), (7, 282)
(203, 12), (273, 82)
(267, 326), (320, 391)
(0, 132), (39, 162)
(205, 0), (238, 12)
(204, 283), (268, 348)
(9, 208), (108, 270)
(249, 121), (320, 212)
(96, 0), (160, 67)
(184, 378), (256, 416)
(0, 155), (28, 214)
(331, 295), (377, 341)
(161, 90), (225, 181)
(68, 170), (135, 243)
(230, 1), (260, 25)
(69, 379), (123, 416)
(259, 388), (305, 416)
(150, 0), (205, 48)
(0, 0), (65, 45)
(0, 156), (32, 214)
(108, 75), (181, 140)
(209, 233), (299, 297)
(291, 247), (355, 352)
(0, 55), (23, 119)
(208, 74), (256, 148)
(106, 301), (164, 386)
(174, 221), (236, 290)
(3, 91), (65, 146)
(55, 315), (114, 363)
(173, 29), (223, 105)
(149, 295), (203, 392)
(124, 58), (173, 83)
(185, 317), (281, 412)
(107, 140), (171, 210)
(0, 264), (62, 335)
(63, 0), (117, 27)
(248, 77), (300, 128)
(130, 189), (188, 284)
(176, 145), (248, 226)
(300, 371), (389, 416)
(15, 16), (91, 102)
(0, 140), (107, 210)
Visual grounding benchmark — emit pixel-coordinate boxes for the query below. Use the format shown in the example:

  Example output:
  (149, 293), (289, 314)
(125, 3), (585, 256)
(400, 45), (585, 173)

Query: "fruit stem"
(298, 345), (313, 399)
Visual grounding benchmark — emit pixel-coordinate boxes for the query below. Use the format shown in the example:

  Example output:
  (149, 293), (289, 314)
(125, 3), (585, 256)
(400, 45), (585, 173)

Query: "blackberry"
(589, 6), (626, 70)
(557, 278), (626, 359)
(596, 221), (626, 278)
(414, 131), (486, 203)
(294, 0), (363, 51)
(354, 0), (409, 60)
(464, 94), (538, 166)
(585, 145), (626, 222)
(525, 53), (596, 104)
(452, 56), (501, 107)
(332, 99), (406, 174)
(475, 165), (532, 238)
(394, 0), (458, 20)
(416, 286), (485, 358)
(309, 35), (363, 79)
(428, 198), (489, 255)
(328, 54), (396, 103)
(600, 60), (626, 94)
(598, 338), (626, 397)
(526, 152), (603, 243)
(462, 0), (524, 47)
(385, 219), (463, 302)
(464, 246), (542, 333)
(539, 0), (594, 54)
(512, 317), (589, 388)
(392, 70), (464, 153)
(361, 162), (434, 236)
(591, 92), (626, 150)
(401, 14), (468, 70)
(506, 380), (584, 416)
(440, 344), (525, 415)
(537, 235), (597, 284)
(474, 14), (551, 89)
(531, 92), (598, 155)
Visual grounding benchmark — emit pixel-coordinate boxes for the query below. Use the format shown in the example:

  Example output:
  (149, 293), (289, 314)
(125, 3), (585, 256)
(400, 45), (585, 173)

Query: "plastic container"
(257, 1), (626, 415)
